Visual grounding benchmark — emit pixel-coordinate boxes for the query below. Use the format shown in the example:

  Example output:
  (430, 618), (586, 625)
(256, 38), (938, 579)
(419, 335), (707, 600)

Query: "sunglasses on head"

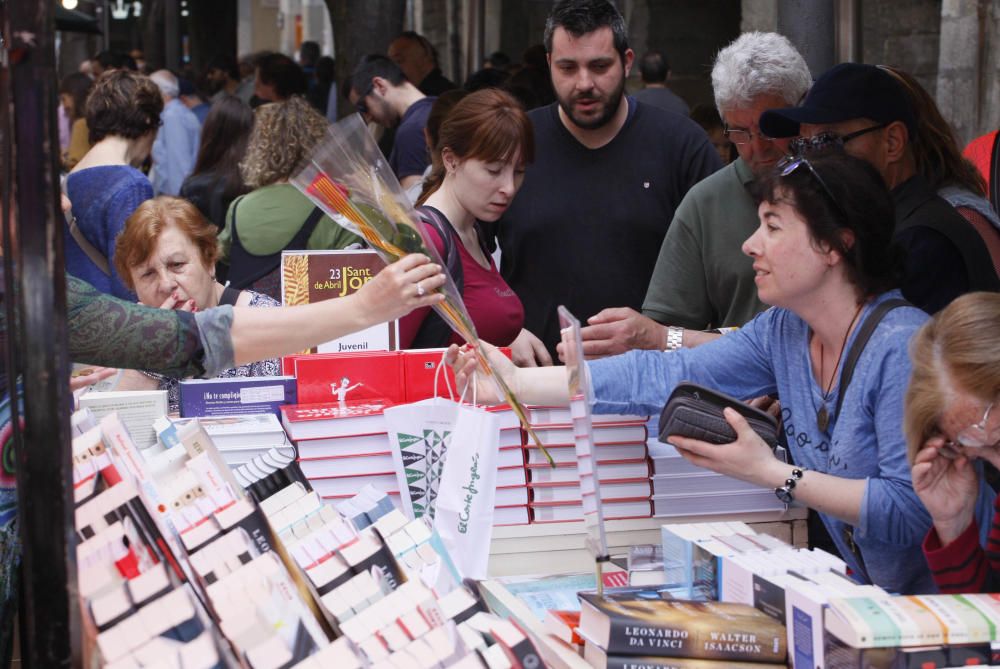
(776, 154), (849, 222)
(789, 123), (889, 156)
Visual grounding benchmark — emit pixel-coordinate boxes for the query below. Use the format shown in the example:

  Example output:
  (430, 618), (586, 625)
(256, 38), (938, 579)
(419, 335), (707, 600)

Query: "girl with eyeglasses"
(907, 292), (1000, 592)
(451, 151), (995, 594)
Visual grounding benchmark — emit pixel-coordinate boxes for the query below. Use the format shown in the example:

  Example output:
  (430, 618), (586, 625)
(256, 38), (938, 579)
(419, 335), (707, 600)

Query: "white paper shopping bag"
(433, 402), (500, 580)
(385, 397), (459, 520)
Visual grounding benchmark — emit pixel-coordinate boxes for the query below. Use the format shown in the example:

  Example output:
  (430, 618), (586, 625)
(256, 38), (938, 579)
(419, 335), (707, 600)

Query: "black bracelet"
(774, 467), (804, 504)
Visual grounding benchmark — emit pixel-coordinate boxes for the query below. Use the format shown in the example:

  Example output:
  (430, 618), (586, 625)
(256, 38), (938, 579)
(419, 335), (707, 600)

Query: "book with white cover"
(525, 443), (647, 466)
(653, 488), (785, 517)
(296, 432), (392, 459)
(531, 423), (647, 446)
(529, 480), (651, 504)
(170, 413), (287, 448)
(494, 506), (530, 526)
(78, 390), (168, 450)
(300, 447), (526, 479)
(652, 472), (762, 496)
(280, 399), (392, 440)
(526, 406), (647, 426)
(531, 500), (651, 523)
(312, 472), (401, 498)
(527, 460), (649, 484)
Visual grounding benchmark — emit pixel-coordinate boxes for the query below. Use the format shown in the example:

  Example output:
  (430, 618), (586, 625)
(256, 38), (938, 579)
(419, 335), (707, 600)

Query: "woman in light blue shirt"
(454, 151), (994, 594)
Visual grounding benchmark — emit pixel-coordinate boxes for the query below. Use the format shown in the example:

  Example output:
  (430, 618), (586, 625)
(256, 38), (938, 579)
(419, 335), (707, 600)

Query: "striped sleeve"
(923, 496), (1000, 593)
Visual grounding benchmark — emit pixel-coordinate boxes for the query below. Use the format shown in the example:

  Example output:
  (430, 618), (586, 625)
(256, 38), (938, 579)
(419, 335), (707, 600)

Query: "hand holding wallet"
(658, 382), (780, 448)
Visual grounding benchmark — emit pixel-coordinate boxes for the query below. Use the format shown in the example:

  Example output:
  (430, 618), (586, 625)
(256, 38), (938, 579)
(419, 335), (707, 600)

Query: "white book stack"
(649, 438), (786, 516)
(524, 407), (652, 523)
(166, 413), (292, 467)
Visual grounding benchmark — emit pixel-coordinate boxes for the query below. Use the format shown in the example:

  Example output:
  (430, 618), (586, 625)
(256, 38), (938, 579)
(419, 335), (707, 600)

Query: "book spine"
(604, 656), (784, 669)
(606, 616), (786, 662)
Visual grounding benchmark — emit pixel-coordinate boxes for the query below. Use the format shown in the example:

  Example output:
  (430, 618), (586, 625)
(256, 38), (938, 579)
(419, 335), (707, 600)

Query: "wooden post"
(2, 0), (78, 665)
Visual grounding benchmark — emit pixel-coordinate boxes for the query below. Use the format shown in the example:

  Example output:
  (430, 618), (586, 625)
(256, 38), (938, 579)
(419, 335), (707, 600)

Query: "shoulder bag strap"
(990, 130), (1000, 208)
(218, 285), (242, 306)
(65, 212), (111, 276)
(834, 298), (911, 419)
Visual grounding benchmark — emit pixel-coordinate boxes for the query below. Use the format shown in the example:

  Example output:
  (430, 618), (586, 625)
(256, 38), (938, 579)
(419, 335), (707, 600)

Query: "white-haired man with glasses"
(577, 32), (811, 357)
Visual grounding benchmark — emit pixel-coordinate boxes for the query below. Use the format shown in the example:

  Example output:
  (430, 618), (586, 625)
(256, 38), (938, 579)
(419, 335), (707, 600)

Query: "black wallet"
(658, 382), (779, 447)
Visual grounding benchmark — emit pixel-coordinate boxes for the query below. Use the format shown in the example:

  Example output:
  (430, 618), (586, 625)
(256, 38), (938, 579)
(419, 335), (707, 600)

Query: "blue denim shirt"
(588, 291), (995, 594)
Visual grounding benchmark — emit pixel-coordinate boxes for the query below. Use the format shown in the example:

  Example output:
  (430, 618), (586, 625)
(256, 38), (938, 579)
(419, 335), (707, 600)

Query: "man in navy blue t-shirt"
(350, 54), (435, 191)
(489, 0), (721, 359)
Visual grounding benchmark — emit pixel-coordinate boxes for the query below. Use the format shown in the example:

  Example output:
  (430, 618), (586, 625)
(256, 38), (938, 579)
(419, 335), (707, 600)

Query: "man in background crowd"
(150, 69), (201, 196)
(632, 50), (688, 116)
(490, 0), (720, 358)
(761, 63), (999, 313)
(580, 31), (811, 356)
(350, 55), (435, 191)
(387, 31), (457, 95)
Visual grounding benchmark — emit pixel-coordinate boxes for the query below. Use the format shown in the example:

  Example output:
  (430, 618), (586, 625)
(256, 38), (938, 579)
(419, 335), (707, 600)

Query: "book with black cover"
(578, 592), (786, 663)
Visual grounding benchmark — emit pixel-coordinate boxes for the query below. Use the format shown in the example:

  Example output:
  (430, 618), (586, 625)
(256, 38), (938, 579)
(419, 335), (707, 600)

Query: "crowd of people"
(47, 0), (1000, 601)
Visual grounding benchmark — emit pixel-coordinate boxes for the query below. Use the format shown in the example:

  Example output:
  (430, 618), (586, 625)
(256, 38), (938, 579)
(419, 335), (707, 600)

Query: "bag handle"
(65, 212), (111, 276)
(833, 298), (910, 420)
(432, 349), (456, 401)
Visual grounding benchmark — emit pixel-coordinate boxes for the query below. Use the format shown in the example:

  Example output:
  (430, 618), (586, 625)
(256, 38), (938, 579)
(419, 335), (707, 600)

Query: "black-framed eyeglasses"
(789, 123), (889, 156)
(354, 81), (375, 116)
(776, 154), (849, 221)
(723, 126), (776, 145)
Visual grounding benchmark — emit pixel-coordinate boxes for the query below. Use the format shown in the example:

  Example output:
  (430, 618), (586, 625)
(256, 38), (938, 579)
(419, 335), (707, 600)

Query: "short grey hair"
(149, 69), (179, 99)
(711, 32), (811, 114)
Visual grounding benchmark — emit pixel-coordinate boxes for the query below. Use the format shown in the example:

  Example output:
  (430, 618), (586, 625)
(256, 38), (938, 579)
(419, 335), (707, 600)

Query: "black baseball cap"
(759, 63), (917, 139)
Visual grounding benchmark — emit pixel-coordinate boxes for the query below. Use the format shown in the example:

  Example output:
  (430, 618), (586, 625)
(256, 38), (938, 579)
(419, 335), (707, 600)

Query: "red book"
(400, 347), (513, 403)
(291, 351), (404, 405)
(545, 610), (583, 646)
(280, 399), (394, 441)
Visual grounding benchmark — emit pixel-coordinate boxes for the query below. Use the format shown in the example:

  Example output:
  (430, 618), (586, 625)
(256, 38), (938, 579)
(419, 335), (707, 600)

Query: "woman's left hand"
(669, 407), (783, 486)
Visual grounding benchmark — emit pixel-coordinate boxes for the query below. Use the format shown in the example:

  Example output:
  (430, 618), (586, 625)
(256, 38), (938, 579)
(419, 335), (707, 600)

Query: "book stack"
(525, 407), (652, 523)
(162, 412), (292, 467)
(281, 398), (401, 502)
(281, 399), (530, 527)
(822, 594), (1000, 669)
(577, 589), (788, 669)
(649, 440), (787, 517)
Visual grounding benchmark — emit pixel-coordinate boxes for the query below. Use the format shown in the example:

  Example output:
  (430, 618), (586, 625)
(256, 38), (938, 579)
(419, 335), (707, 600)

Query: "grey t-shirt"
(642, 157), (766, 329)
(633, 86), (690, 117)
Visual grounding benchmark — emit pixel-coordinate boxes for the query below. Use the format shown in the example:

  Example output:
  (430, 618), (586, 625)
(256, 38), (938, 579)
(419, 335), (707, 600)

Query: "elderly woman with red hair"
(113, 196), (279, 409)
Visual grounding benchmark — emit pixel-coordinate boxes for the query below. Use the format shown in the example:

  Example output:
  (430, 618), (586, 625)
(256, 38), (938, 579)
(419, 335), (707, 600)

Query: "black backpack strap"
(409, 206), (463, 349)
(834, 298), (911, 419)
(228, 204), (324, 290)
(990, 130), (1000, 208)
(218, 285), (242, 306)
(288, 206), (325, 249)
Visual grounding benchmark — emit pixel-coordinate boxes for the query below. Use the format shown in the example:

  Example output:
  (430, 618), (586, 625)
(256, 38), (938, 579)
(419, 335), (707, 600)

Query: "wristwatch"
(664, 326), (684, 351)
(774, 468), (804, 503)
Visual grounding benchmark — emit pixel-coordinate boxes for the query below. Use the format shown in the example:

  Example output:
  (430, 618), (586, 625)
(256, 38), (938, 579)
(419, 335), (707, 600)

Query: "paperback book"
(178, 375), (296, 418)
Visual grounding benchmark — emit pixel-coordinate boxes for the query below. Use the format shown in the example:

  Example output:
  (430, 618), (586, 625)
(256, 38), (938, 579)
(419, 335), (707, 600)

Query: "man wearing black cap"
(760, 63), (999, 314)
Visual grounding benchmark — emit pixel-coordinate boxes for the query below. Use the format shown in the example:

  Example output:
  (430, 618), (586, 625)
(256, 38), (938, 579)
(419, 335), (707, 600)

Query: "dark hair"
(639, 50), (669, 83)
(191, 95), (254, 200)
(753, 150), (903, 298)
(417, 90), (470, 203)
(206, 54), (240, 82)
(543, 0), (629, 61)
(92, 50), (137, 72)
(464, 67), (511, 92)
(880, 65), (988, 196)
(418, 88), (534, 205)
(350, 54), (406, 94)
(255, 53), (308, 99)
(59, 72), (94, 120)
(299, 41), (321, 68)
(86, 70), (163, 144)
(315, 56), (336, 85)
(486, 51), (511, 70)
(395, 31), (439, 66)
(689, 103), (723, 131)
